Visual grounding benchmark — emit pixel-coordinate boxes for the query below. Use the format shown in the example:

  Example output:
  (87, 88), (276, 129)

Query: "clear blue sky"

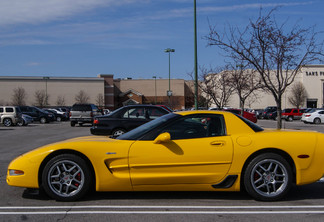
(0, 0), (322, 80)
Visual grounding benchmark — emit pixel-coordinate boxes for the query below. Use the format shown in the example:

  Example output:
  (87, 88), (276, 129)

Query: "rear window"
(5, 107), (14, 113)
(72, 104), (92, 111)
(283, 109), (292, 113)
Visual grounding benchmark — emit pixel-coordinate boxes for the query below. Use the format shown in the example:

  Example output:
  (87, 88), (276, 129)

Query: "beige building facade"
(0, 64), (323, 110)
(209, 65), (324, 110)
(0, 75), (194, 110)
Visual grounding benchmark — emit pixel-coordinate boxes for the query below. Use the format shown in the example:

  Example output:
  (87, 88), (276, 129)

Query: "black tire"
(243, 153), (292, 201)
(314, 118), (321, 124)
(112, 128), (126, 137)
(3, 118), (13, 127)
(17, 119), (24, 126)
(287, 116), (293, 121)
(56, 116), (62, 122)
(79, 123), (83, 127)
(41, 154), (93, 201)
(70, 121), (76, 127)
(40, 117), (47, 124)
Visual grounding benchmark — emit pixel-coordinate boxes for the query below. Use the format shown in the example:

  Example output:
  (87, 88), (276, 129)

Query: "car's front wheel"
(243, 153), (292, 201)
(40, 117), (47, 124)
(42, 154), (93, 201)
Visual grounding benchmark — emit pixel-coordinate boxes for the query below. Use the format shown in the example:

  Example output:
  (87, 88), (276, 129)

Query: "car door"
(128, 114), (233, 186)
(319, 110), (324, 122)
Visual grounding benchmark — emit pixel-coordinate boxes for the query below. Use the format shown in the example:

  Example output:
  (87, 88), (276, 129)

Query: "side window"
(5, 108), (14, 113)
(0, 108), (3, 113)
(157, 114), (225, 140)
(319, 111), (324, 115)
(147, 107), (167, 119)
(124, 108), (145, 119)
(293, 110), (298, 113)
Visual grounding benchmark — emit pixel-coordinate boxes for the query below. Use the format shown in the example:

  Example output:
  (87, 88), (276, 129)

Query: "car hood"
(61, 135), (114, 143)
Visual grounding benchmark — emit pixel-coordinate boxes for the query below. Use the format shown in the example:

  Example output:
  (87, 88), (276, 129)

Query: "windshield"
(117, 113), (180, 140)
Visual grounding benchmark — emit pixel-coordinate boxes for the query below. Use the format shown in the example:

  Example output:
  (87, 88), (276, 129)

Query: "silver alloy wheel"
(40, 117), (46, 124)
(250, 159), (288, 198)
(47, 160), (85, 198)
(3, 118), (12, 127)
(314, 118), (321, 124)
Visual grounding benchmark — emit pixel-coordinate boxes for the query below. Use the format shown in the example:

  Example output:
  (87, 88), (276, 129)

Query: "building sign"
(306, 71), (324, 76)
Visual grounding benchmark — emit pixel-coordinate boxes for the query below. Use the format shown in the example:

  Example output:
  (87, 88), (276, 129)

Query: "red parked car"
(281, 108), (305, 121)
(223, 108), (257, 123)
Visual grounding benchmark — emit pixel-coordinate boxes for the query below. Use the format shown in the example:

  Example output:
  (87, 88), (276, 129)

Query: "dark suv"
(19, 106), (55, 123)
(70, 104), (102, 127)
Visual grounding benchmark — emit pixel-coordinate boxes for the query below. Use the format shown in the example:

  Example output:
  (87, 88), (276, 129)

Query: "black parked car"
(19, 106), (55, 123)
(261, 106), (277, 119)
(43, 109), (68, 122)
(90, 105), (170, 136)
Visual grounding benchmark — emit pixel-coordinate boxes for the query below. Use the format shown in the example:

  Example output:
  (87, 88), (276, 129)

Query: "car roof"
(174, 110), (233, 116)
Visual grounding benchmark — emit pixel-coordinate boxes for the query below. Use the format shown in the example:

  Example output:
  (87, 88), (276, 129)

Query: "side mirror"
(153, 132), (171, 144)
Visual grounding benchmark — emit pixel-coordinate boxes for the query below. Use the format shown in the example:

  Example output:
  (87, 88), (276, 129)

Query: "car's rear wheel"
(56, 116), (62, 122)
(42, 154), (92, 201)
(70, 121), (76, 127)
(314, 118), (321, 124)
(287, 116), (293, 121)
(243, 153), (292, 201)
(112, 128), (126, 137)
(3, 118), (13, 127)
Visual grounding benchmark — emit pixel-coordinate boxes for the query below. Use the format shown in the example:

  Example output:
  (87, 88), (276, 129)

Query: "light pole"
(164, 48), (175, 107)
(153, 76), (157, 104)
(194, 0), (198, 110)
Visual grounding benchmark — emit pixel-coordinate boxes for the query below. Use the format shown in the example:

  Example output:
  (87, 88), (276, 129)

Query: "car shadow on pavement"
(21, 182), (324, 202)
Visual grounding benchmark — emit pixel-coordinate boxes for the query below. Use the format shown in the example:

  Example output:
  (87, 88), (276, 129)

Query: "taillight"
(305, 114), (311, 117)
(93, 119), (99, 124)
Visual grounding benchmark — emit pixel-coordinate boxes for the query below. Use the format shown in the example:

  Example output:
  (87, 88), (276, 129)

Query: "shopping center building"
(0, 64), (323, 110)
(0, 74), (195, 110)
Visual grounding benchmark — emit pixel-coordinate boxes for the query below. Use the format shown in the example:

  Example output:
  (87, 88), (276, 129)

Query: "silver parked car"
(301, 109), (324, 124)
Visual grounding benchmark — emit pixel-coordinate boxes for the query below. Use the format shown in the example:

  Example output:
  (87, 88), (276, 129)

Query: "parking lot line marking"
(2, 205), (324, 210)
(1, 210), (324, 215)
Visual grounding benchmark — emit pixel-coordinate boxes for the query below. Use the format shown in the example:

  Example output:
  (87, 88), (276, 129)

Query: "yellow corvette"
(7, 110), (324, 201)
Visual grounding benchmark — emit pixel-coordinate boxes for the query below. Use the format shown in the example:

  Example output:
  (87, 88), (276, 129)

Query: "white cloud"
(0, 0), (142, 26)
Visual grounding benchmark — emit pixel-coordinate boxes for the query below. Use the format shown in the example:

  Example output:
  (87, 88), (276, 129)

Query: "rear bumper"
(70, 118), (93, 123)
(90, 126), (112, 135)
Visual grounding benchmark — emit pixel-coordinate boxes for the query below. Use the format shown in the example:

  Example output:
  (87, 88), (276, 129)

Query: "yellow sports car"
(7, 110), (324, 201)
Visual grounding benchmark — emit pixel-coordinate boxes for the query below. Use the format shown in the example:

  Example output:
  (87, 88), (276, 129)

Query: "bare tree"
(75, 90), (90, 104)
(56, 95), (66, 106)
(206, 7), (323, 128)
(11, 87), (27, 106)
(34, 90), (49, 107)
(96, 93), (105, 108)
(199, 66), (235, 109)
(288, 82), (307, 109)
(227, 62), (263, 115)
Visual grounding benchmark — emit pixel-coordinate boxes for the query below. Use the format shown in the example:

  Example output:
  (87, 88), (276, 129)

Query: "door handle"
(210, 141), (225, 146)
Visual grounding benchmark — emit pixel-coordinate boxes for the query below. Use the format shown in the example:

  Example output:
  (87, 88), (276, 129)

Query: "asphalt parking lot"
(1, 119), (324, 221)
